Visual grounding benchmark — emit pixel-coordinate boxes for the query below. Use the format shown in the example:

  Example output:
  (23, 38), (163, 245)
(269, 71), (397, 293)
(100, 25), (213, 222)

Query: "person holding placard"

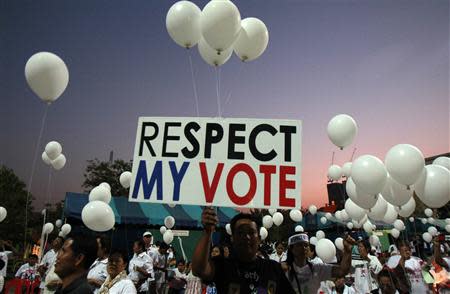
(192, 207), (295, 294)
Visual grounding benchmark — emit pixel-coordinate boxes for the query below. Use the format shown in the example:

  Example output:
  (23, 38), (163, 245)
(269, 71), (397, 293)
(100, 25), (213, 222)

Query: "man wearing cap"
(192, 208), (295, 294)
(143, 232), (158, 256)
(284, 232), (355, 294)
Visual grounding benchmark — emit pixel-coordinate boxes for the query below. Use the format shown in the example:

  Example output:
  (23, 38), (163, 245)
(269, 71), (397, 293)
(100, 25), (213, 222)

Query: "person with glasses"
(99, 249), (136, 294)
(192, 208), (295, 294)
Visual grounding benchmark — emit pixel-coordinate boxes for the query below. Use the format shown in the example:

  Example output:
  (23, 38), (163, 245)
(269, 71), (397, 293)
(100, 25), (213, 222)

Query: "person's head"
(286, 233), (310, 265)
(357, 239), (370, 257)
(55, 234), (98, 279)
(96, 236), (111, 259)
(177, 259), (186, 272)
(159, 242), (169, 254)
(275, 241), (285, 255)
(133, 239), (145, 254)
(230, 213), (262, 262)
(51, 237), (64, 251)
(107, 249), (128, 280)
(142, 231), (153, 247)
(397, 240), (411, 260)
(211, 245), (222, 258)
(334, 276), (346, 290)
(168, 258), (177, 268)
(307, 244), (316, 258)
(378, 269), (397, 294)
(223, 245), (230, 258)
(28, 254), (38, 266)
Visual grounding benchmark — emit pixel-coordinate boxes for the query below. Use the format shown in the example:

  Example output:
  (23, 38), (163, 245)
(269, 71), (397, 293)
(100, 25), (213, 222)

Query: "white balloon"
(320, 217), (327, 225)
(225, 224), (232, 235)
(369, 235), (380, 246)
(58, 231), (65, 237)
(160, 226), (167, 235)
(234, 17), (269, 61)
(163, 230), (174, 244)
(397, 197), (416, 218)
(415, 165), (450, 208)
(328, 165), (342, 181)
(335, 210), (342, 221)
(446, 225), (450, 233)
(43, 223), (54, 235)
(428, 226), (438, 236)
(200, 0), (241, 52)
(316, 230), (325, 240)
(344, 199), (366, 221)
(272, 212), (284, 226)
(433, 157), (450, 171)
(325, 212), (332, 220)
(327, 114), (358, 149)
(393, 219), (405, 231)
(428, 217), (435, 224)
(340, 210), (349, 221)
(446, 218), (450, 224)
(346, 177), (377, 209)
(352, 215), (368, 229)
(352, 155), (387, 196)
(363, 220), (373, 233)
(308, 205), (317, 215)
(262, 215), (273, 229)
(409, 217), (415, 222)
(166, 1), (202, 48)
(309, 236), (318, 245)
(51, 154), (66, 170)
(382, 173), (413, 206)
(342, 162), (352, 178)
(346, 222), (354, 230)
(367, 195), (388, 221)
(55, 219), (62, 228)
(335, 237), (344, 251)
(25, 52), (69, 103)
(168, 204), (176, 208)
(164, 216), (176, 229)
(390, 228), (400, 238)
(81, 201), (115, 232)
(45, 141), (62, 161)
(260, 227), (268, 240)
(289, 209), (303, 222)
(421, 218), (428, 224)
(295, 225), (304, 232)
(100, 182), (111, 191)
(268, 209), (277, 216)
(383, 204), (398, 224)
(422, 232), (432, 243)
(42, 151), (52, 165)
(89, 186), (112, 204)
(424, 208), (433, 217)
(61, 223), (71, 235)
(198, 38), (233, 67)
(0, 207), (7, 222)
(316, 239), (336, 263)
(119, 171), (132, 189)
(385, 144), (425, 187)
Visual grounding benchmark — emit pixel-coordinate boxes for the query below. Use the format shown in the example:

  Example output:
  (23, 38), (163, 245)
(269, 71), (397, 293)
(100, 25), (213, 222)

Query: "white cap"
(288, 233), (309, 246)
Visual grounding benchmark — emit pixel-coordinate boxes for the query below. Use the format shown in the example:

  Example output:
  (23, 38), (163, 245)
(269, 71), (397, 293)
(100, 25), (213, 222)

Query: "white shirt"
(269, 252), (287, 263)
(43, 264), (61, 294)
(40, 249), (58, 288)
(310, 256), (324, 264)
(15, 263), (38, 280)
(172, 268), (188, 289)
(352, 254), (383, 292)
(150, 250), (168, 284)
(288, 262), (334, 294)
(0, 251), (12, 277)
(387, 255), (428, 294)
(100, 277), (137, 294)
(331, 285), (356, 294)
(87, 258), (108, 294)
(128, 252), (153, 292)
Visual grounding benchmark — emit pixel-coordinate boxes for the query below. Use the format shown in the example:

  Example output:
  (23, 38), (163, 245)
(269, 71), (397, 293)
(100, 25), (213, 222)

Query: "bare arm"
(192, 207), (218, 281)
(432, 237), (447, 269)
(332, 235), (355, 278)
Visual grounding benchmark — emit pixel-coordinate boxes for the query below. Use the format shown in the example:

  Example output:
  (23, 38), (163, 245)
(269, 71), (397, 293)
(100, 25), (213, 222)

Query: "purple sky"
(1, 0), (448, 210)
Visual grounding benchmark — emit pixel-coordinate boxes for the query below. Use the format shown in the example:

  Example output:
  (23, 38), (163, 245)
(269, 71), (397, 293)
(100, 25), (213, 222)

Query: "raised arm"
(332, 235), (355, 278)
(192, 207), (218, 281)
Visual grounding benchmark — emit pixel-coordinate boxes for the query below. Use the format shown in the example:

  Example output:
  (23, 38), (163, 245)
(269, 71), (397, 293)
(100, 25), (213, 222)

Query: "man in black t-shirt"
(192, 208), (295, 294)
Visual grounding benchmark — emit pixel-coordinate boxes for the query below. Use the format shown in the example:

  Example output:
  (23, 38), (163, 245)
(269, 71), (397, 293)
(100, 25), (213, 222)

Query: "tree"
(83, 158), (132, 196)
(0, 165), (36, 247)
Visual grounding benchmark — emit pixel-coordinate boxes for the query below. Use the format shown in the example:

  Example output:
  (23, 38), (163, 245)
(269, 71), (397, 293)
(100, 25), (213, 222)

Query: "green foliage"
(83, 158), (132, 196)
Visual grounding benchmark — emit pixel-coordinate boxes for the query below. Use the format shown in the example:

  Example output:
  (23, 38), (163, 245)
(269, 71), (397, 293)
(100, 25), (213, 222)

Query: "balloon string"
(331, 151), (335, 165)
(24, 103), (50, 249)
(188, 51), (200, 117)
(350, 148), (357, 161)
(45, 168), (53, 206)
(215, 66), (222, 117)
(222, 61), (244, 114)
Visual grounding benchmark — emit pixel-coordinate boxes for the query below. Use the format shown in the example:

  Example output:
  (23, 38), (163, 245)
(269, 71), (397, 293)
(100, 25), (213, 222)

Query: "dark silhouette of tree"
(82, 159), (132, 196)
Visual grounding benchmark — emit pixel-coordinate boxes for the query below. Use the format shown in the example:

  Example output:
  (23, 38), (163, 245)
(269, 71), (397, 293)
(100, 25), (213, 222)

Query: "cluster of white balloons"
(82, 183), (115, 232)
(59, 223), (72, 237)
(162, 216), (175, 244)
(42, 141), (66, 170)
(0, 207), (6, 222)
(166, 0), (269, 66)
(119, 171), (132, 189)
(25, 52), (69, 103)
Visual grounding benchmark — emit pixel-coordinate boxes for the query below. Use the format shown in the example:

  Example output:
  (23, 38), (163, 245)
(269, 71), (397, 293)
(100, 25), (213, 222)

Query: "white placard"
(129, 117), (302, 209)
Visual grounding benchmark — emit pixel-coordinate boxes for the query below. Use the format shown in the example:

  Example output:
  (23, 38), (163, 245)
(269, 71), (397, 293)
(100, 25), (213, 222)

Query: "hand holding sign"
(202, 207), (218, 234)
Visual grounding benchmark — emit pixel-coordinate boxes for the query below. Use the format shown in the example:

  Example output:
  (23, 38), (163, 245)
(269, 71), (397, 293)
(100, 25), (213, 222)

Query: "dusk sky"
(1, 0), (448, 210)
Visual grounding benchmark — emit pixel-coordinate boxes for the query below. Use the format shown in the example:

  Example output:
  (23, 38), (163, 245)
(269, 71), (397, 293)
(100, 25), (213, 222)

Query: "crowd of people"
(1, 209), (450, 294)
